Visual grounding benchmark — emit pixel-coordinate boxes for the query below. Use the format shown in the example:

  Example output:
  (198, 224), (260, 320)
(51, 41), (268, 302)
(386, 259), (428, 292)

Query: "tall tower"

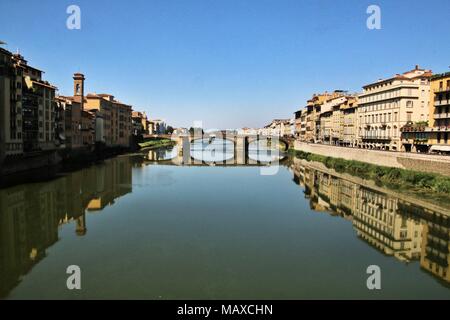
(73, 73), (85, 110)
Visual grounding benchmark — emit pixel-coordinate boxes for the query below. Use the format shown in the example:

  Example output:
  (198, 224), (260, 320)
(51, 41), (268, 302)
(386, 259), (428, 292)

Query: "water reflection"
(0, 156), (134, 298)
(0, 153), (449, 299)
(144, 142), (286, 165)
(191, 139), (235, 162)
(291, 158), (450, 286)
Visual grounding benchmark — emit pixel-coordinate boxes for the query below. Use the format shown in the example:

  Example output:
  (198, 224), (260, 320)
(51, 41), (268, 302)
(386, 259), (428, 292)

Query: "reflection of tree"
(291, 159), (450, 286)
(0, 156), (134, 298)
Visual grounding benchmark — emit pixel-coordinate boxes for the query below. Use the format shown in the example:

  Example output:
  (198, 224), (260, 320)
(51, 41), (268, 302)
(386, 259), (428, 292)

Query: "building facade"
(429, 73), (450, 152)
(132, 111), (150, 136)
(358, 66), (432, 151)
(262, 119), (293, 137)
(85, 93), (132, 148)
(0, 48), (58, 167)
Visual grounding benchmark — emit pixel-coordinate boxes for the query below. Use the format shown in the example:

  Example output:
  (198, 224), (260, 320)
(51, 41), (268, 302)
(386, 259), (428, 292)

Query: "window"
(406, 101), (413, 108)
(407, 112), (413, 122)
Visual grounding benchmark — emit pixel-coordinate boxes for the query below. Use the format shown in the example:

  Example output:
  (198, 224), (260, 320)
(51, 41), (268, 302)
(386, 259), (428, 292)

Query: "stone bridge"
(173, 134), (291, 163)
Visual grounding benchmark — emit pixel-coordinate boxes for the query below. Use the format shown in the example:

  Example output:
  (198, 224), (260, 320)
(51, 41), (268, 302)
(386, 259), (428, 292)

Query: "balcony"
(433, 113), (450, 119)
(361, 135), (392, 141)
(436, 87), (450, 93)
(434, 100), (450, 107)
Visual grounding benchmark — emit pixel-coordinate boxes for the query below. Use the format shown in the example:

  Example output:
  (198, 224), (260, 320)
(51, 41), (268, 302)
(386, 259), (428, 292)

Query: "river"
(0, 143), (449, 299)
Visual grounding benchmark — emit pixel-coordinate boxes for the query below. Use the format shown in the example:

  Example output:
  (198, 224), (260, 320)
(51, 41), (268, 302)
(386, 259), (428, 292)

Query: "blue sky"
(1, 0), (450, 128)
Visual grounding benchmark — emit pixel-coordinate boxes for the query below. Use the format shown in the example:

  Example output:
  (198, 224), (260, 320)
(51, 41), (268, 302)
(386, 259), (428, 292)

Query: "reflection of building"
(353, 188), (423, 262)
(86, 156), (132, 211)
(417, 206), (450, 283)
(291, 158), (449, 284)
(0, 156), (134, 298)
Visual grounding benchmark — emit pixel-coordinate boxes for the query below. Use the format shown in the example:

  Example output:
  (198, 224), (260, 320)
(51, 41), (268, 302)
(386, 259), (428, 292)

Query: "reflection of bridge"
(145, 149), (290, 166)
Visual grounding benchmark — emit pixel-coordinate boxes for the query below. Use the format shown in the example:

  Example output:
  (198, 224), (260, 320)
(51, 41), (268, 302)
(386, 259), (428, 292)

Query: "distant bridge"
(142, 133), (294, 165)
(173, 134), (292, 165)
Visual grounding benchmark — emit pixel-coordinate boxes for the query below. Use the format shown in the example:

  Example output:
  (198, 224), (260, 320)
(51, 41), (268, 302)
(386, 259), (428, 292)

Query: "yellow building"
(295, 91), (343, 143)
(85, 93), (132, 148)
(132, 111), (150, 136)
(340, 96), (358, 147)
(428, 72), (450, 153)
(401, 72), (450, 153)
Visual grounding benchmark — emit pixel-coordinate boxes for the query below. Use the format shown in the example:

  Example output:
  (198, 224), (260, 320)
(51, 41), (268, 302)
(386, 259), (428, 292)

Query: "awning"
(430, 145), (450, 152)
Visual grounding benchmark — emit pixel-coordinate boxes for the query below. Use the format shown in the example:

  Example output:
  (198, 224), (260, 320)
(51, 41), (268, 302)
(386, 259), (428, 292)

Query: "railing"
(434, 100), (450, 106)
(361, 135), (392, 140)
(433, 113), (450, 119)
(436, 87), (450, 93)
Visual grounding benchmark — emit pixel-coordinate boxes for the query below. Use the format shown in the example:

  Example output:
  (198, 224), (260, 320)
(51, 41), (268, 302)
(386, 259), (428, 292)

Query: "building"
(85, 93), (132, 148)
(317, 94), (359, 146)
(0, 47), (17, 164)
(151, 119), (166, 134)
(55, 96), (82, 150)
(319, 96), (348, 144)
(294, 108), (307, 140)
(263, 119), (293, 137)
(1, 47), (59, 172)
(237, 128), (258, 135)
(402, 72), (450, 154)
(429, 72), (450, 153)
(132, 111), (149, 136)
(294, 91), (344, 143)
(340, 96), (358, 147)
(358, 66), (432, 151)
(56, 73), (97, 152)
(81, 110), (95, 147)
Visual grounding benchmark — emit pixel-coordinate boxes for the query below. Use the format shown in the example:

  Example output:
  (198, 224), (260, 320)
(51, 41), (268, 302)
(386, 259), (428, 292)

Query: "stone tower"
(73, 73), (85, 110)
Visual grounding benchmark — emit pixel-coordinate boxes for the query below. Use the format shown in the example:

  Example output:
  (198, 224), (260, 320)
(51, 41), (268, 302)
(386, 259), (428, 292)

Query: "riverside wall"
(294, 141), (450, 177)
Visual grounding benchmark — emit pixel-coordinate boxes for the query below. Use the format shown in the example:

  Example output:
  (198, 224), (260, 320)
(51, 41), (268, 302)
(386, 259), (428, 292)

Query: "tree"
(165, 126), (174, 134)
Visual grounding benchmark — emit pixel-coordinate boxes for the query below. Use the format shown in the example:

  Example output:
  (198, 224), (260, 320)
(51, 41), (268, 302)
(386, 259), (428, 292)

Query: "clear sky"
(1, 0), (450, 129)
